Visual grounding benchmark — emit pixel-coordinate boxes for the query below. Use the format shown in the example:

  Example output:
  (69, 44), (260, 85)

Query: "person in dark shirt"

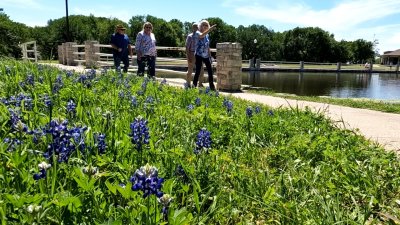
(110, 24), (132, 73)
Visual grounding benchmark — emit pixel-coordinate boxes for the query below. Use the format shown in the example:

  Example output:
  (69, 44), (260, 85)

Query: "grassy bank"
(245, 88), (400, 114)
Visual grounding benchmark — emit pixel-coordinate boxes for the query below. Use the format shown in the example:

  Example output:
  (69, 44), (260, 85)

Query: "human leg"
(193, 55), (203, 87)
(137, 57), (146, 76)
(122, 53), (129, 73)
(203, 57), (215, 90)
(186, 57), (195, 85)
(148, 56), (156, 77)
(198, 64), (204, 87)
(113, 54), (121, 71)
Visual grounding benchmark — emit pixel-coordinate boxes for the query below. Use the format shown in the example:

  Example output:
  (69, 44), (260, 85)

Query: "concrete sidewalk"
(47, 64), (400, 153)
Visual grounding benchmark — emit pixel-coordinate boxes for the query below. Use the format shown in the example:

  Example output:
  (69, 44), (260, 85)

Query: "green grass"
(245, 88), (400, 114)
(1, 60), (400, 224)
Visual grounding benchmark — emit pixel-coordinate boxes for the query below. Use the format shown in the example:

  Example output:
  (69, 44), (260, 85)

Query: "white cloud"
(227, 0), (400, 53)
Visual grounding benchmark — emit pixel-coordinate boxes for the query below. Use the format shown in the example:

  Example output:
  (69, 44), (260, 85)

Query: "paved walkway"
(48, 64), (400, 153)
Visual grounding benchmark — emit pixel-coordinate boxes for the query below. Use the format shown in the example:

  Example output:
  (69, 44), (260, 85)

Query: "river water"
(244, 72), (400, 100)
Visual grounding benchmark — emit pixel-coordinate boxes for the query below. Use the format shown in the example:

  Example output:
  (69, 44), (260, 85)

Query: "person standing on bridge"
(135, 22), (157, 78)
(185, 23), (204, 87)
(193, 20), (216, 90)
(110, 24), (133, 73)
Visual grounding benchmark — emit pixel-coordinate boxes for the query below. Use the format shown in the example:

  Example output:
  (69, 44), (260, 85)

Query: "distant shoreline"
(156, 65), (399, 74)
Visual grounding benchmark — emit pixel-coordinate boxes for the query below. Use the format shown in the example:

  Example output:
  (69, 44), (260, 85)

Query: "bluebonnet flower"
(52, 75), (64, 93)
(130, 164), (164, 198)
(66, 71), (73, 78)
(8, 108), (21, 127)
(26, 74), (35, 86)
(101, 68), (108, 75)
(76, 74), (87, 84)
(158, 194), (173, 221)
(195, 97), (201, 106)
(175, 165), (189, 182)
(145, 96), (154, 104)
(268, 109), (274, 116)
(194, 128), (212, 154)
(95, 133), (106, 154)
(30, 129), (44, 144)
(38, 76), (44, 84)
(66, 99), (76, 115)
(223, 98), (233, 113)
(87, 69), (96, 79)
(3, 138), (22, 151)
(118, 90), (125, 99)
(246, 106), (253, 118)
(131, 96), (138, 107)
(43, 119), (86, 163)
(255, 105), (261, 114)
(129, 116), (150, 151)
(23, 96), (33, 110)
(43, 95), (52, 108)
(33, 161), (51, 180)
(161, 78), (167, 85)
(70, 126), (87, 151)
(205, 87), (211, 94)
(187, 104), (194, 111)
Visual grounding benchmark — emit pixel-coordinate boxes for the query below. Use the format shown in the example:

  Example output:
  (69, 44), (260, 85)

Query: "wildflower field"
(1, 60), (400, 224)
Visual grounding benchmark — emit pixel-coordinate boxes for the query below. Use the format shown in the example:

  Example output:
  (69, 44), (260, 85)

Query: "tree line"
(0, 12), (376, 63)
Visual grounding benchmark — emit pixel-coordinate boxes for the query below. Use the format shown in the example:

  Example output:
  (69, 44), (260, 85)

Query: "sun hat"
(116, 24), (126, 30)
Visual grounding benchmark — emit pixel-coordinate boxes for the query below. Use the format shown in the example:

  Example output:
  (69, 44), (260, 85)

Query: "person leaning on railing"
(110, 24), (133, 73)
(135, 22), (157, 78)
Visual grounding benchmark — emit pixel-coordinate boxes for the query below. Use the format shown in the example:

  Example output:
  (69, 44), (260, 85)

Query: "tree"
(350, 39), (374, 63)
(0, 13), (30, 58)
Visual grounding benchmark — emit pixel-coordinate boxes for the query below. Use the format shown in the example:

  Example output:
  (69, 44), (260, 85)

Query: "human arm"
(110, 35), (122, 52)
(199, 24), (216, 39)
(128, 44), (133, 57)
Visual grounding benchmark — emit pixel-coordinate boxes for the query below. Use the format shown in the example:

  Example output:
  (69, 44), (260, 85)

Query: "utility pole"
(65, 0), (70, 42)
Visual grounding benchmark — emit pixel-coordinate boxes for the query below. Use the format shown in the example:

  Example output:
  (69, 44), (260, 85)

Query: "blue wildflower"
(187, 104), (194, 111)
(130, 164), (164, 198)
(194, 128), (212, 154)
(255, 105), (261, 114)
(268, 109), (274, 116)
(246, 106), (253, 118)
(33, 161), (51, 180)
(131, 96), (138, 107)
(66, 99), (76, 115)
(95, 133), (106, 154)
(158, 194), (173, 221)
(195, 97), (201, 106)
(129, 116), (150, 151)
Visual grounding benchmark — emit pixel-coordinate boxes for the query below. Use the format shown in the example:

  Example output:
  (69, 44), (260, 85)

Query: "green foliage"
(0, 60), (400, 224)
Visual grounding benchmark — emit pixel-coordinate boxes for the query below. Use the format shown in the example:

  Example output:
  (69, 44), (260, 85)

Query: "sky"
(2, 0), (400, 54)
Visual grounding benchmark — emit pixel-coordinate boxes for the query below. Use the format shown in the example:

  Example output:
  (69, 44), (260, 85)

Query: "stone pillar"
(255, 59), (261, 69)
(216, 42), (242, 91)
(85, 41), (100, 68)
(58, 45), (63, 64)
(65, 42), (77, 66)
(61, 43), (66, 65)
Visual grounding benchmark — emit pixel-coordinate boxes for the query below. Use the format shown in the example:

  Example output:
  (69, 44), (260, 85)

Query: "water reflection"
(244, 72), (400, 100)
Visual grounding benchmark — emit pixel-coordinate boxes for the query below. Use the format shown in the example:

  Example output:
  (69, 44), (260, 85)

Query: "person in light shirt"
(135, 22), (157, 78)
(185, 23), (204, 87)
